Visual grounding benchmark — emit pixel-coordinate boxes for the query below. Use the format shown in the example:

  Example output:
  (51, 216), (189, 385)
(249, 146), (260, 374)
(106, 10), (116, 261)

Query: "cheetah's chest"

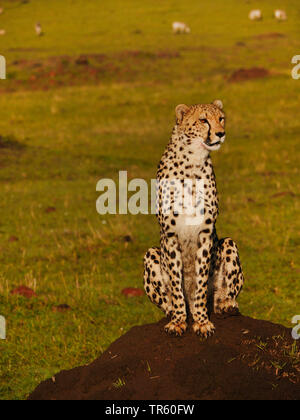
(157, 150), (219, 240)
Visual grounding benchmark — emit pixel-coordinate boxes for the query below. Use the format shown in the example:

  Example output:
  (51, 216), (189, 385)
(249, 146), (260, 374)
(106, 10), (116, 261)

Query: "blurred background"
(0, 0), (299, 399)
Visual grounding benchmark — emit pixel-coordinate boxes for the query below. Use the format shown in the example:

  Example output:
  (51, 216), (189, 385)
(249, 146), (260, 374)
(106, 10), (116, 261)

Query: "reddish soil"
(29, 315), (299, 400)
(45, 206), (56, 213)
(229, 67), (270, 82)
(121, 287), (145, 297)
(2, 50), (181, 93)
(8, 235), (19, 242)
(11, 286), (36, 299)
(253, 33), (286, 40)
(271, 191), (296, 199)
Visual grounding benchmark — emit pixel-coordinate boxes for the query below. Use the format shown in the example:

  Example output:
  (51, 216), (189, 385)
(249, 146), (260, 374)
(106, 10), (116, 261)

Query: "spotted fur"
(144, 100), (245, 338)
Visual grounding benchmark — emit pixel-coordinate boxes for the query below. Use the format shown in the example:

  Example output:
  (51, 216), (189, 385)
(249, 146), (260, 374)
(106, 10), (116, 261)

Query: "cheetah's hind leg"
(213, 238), (244, 318)
(143, 247), (172, 317)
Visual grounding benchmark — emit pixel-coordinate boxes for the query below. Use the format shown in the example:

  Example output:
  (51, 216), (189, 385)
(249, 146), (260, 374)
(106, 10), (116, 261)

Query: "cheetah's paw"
(215, 302), (240, 319)
(164, 321), (187, 336)
(192, 320), (215, 338)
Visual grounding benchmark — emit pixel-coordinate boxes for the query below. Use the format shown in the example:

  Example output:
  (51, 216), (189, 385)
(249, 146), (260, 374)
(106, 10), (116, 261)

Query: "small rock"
(123, 235), (133, 243)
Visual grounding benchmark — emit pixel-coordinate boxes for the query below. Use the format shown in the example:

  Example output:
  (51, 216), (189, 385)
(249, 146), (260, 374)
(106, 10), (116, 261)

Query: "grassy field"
(0, 0), (299, 400)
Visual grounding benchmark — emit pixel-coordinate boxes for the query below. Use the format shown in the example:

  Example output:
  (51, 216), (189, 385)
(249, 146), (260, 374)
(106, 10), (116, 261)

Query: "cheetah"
(144, 100), (244, 338)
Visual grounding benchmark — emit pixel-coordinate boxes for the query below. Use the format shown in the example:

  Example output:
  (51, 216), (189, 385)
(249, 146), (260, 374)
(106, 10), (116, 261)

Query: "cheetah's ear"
(213, 99), (223, 110)
(175, 104), (189, 123)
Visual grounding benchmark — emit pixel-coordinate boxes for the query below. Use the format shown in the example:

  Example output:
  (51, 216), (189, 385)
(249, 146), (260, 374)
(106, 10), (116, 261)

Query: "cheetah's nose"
(216, 132), (225, 138)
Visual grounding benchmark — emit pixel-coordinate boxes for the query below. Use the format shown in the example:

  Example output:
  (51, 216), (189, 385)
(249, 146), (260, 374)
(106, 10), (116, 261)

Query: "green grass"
(0, 0), (299, 400)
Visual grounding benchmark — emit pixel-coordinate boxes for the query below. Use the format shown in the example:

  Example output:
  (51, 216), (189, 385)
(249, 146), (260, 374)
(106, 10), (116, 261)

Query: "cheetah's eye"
(219, 117), (225, 123)
(200, 118), (208, 124)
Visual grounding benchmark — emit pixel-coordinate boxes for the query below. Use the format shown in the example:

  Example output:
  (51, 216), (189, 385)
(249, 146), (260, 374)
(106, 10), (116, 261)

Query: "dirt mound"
(229, 67), (270, 82)
(28, 314), (299, 400)
(0, 135), (25, 150)
(253, 33), (286, 40)
(2, 50), (181, 93)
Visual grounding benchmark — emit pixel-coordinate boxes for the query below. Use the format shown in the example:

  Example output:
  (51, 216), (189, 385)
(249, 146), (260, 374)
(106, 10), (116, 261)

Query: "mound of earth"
(29, 315), (299, 400)
(253, 33), (286, 40)
(229, 67), (270, 82)
(2, 50), (181, 93)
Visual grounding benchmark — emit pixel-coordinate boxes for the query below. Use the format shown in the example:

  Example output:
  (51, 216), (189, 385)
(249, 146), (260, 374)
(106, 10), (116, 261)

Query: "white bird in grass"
(172, 22), (191, 34)
(274, 10), (287, 21)
(35, 22), (43, 36)
(249, 10), (263, 21)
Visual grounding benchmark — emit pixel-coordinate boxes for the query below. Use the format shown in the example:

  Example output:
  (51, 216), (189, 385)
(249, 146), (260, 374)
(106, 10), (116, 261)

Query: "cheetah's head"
(175, 100), (226, 152)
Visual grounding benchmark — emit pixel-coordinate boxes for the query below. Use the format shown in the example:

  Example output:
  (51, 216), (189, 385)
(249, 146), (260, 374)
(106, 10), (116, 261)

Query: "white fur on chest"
(175, 214), (206, 245)
(158, 131), (218, 245)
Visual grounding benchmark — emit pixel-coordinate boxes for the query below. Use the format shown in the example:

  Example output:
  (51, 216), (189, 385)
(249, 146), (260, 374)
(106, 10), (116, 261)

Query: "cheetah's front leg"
(192, 230), (215, 338)
(213, 237), (244, 316)
(143, 247), (172, 316)
(161, 234), (187, 336)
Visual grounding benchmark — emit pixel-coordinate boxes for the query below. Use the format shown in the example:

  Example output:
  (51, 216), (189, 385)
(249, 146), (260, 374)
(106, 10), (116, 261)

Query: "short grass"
(0, 0), (299, 400)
